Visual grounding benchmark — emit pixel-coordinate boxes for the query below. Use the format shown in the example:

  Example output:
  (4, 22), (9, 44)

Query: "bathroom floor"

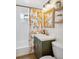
(16, 53), (37, 59)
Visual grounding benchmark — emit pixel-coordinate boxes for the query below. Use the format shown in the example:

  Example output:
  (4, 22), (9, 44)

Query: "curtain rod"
(16, 4), (42, 10)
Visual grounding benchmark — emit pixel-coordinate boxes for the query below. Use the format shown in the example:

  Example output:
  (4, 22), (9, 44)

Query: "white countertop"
(34, 34), (55, 41)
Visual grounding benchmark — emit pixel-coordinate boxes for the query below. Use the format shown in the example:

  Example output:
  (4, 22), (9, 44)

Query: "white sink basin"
(34, 34), (55, 41)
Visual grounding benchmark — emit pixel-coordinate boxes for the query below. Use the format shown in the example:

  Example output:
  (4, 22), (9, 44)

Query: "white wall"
(16, 6), (30, 56)
(55, 24), (63, 43)
(46, 23), (63, 44)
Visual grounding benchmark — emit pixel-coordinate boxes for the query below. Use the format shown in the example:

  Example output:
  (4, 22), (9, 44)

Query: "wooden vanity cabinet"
(34, 36), (55, 59)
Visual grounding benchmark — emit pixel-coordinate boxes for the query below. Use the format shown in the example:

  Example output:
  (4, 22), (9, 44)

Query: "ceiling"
(16, 0), (49, 9)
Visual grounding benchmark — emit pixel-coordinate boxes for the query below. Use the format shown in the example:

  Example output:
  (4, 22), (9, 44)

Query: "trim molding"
(16, 46), (34, 57)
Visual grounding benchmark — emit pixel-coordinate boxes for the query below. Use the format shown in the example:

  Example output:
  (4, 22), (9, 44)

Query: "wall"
(46, 23), (63, 44)
(16, 6), (30, 56)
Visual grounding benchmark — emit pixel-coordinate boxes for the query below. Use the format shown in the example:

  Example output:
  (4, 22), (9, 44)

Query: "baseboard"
(16, 46), (34, 57)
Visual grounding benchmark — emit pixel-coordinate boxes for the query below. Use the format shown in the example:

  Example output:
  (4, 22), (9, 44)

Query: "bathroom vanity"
(34, 34), (55, 59)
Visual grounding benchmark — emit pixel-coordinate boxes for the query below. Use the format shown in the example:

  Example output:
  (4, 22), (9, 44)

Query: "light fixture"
(42, 0), (55, 13)
(43, 0), (50, 7)
(20, 13), (28, 22)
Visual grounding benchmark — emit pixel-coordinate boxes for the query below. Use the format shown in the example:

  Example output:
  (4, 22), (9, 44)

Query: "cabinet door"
(34, 37), (38, 58)
(34, 37), (42, 58)
(42, 40), (54, 56)
(38, 40), (42, 58)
